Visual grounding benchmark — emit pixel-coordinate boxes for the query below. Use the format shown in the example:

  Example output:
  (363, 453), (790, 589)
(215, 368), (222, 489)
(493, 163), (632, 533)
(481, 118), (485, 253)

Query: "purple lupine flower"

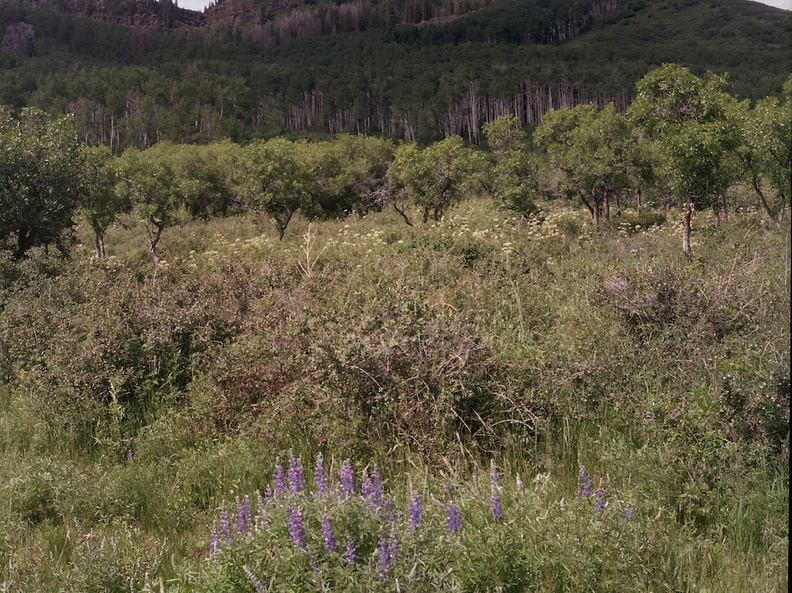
(375, 527), (399, 583)
(235, 494), (252, 537)
(362, 464), (384, 510)
(344, 533), (356, 567)
(126, 450), (134, 462)
(515, 474), (524, 491)
(407, 490), (423, 533)
(443, 481), (454, 496)
(490, 491), (503, 520)
(594, 487), (605, 512)
(286, 503), (306, 549)
(339, 459), (355, 497)
(288, 452), (305, 497)
(623, 503), (634, 519)
(218, 500), (233, 544)
(490, 462), (503, 520)
(388, 527), (398, 565)
(243, 566), (265, 593)
(320, 511), (337, 554)
(445, 499), (464, 534)
(273, 457), (286, 496)
(208, 521), (220, 558)
(314, 453), (329, 497)
(577, 465), (592, 499)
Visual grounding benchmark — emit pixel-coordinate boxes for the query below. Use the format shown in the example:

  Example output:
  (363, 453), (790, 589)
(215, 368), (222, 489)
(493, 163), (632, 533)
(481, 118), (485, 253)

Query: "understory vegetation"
(0, 197), (788, 591)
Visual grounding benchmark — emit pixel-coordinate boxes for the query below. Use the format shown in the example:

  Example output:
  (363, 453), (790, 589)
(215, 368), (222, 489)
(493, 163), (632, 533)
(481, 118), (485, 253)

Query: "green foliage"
(0, 107), (88, 258)
(535, 103), (636, 224)
(628, 64), (743, 256)
(387, 136), (487, 223)
(482, 115), (540, 218)
(735, 75), (792, 225)
(238, 137), (316, 240)
(2, 0), (788, 144)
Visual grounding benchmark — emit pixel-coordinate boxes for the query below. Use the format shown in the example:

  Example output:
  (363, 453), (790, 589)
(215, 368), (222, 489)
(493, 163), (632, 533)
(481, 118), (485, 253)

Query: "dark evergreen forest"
(0, 0), (788, 149)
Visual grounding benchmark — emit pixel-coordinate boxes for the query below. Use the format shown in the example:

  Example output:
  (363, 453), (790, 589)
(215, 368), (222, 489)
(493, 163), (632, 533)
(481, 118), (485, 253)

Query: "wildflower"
(208, 521), (220, 558)
(243, 566), (265, 593)
(577, 465), (592, 499)
(339, 459), (355, 497)
(445, 499), (464, 535)
(286, 503), (306, 549)
(376, 527), (398, 583)
(594, 487), (605, 512)
(490, 462), (503, 520)
(273, 457), (286, 496)
(407, 490), (423, 533)
(320, 511), (337, 554)
(344, 534), (356, 567)
(515, 474), (524, 491)
(623, 503), (634, 519)
(362, 464), (384, 510)
(288, 452), (305, 497)
(314, 453), (329, 497)
(235, 494), (252, 537)
(218, 500), (233, 544)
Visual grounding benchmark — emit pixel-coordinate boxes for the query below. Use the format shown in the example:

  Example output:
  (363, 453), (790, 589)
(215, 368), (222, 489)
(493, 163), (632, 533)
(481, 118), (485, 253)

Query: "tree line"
(1, 65), (789, 264)
(1, 0), (787, 147)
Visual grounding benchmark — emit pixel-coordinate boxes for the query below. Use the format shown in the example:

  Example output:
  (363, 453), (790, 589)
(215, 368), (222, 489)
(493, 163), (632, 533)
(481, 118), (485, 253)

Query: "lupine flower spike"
(577, 465), (592, 499)
(407, 489), (423, 533)
(344, 533), (356, 567)
(288, 451), (305, 497)
(490, 461), (504, 520)
(218, 500), (233, 544)
(446, 499), (464, 534)
(339, 459), (355, 497)
(244, 566), (265, 593)
(362, 464), (384, 510)
(286, 503), (306, 549)
(320, 511), (337, 553)
(594, 486), (606, 512)
(235, 494), (252, 537)
(273, 457), (286, 496)
(314, 453), (329, 497)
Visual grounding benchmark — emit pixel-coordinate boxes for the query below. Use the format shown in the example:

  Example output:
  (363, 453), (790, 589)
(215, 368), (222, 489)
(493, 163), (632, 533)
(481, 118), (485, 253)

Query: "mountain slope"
(0, 0), (788, 146)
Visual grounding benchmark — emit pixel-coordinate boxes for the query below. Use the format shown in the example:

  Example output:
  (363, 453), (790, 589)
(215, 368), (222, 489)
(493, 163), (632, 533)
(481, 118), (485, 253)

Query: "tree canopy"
(0, 107), (88, 258)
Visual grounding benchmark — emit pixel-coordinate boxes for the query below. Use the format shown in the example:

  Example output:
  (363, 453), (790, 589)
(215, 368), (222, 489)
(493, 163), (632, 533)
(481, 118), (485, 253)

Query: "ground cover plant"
(0, 195), (788, 591)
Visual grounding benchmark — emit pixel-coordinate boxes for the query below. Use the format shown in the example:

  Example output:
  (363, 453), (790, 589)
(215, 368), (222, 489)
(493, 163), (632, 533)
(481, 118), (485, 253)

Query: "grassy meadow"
(0, 197), (788, 591)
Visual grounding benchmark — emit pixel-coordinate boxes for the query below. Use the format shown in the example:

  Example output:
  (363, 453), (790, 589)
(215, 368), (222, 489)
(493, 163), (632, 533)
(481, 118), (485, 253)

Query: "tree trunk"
(94, 233), (106, 259)
(14, 226), (35, 260)
(751, 173), (782, 228)
(146, 216), (163, 264)
(682, 196), (692, 260)
(603, 193), (610, 221)
(392, 202), (413, 226)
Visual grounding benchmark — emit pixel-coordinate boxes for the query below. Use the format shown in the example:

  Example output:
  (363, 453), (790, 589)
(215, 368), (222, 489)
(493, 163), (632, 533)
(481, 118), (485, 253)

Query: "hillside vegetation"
(0, 0), (789, 144)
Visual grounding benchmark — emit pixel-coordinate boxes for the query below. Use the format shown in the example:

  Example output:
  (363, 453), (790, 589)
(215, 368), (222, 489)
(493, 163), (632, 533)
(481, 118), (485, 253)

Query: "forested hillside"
(1, 0), (788, 145)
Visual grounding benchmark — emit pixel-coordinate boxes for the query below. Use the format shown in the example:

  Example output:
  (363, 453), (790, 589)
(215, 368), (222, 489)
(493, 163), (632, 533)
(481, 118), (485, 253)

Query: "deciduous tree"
(535, 103), (633, 224)
(0, 107), (88, 259)
(628, 64), (741, 258)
